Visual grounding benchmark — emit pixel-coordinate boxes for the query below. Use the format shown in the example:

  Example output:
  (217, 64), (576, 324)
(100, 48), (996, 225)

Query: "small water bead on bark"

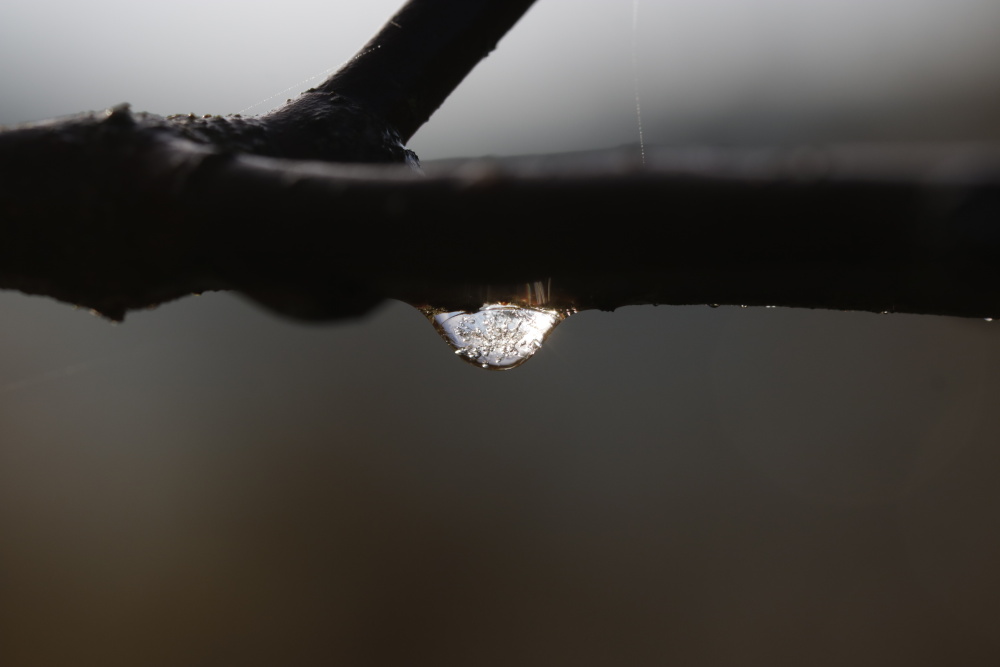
(422, 304), (569, 370)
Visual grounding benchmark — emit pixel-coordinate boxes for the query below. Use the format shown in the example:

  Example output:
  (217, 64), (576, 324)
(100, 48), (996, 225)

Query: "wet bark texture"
(2, 0), (999, 322)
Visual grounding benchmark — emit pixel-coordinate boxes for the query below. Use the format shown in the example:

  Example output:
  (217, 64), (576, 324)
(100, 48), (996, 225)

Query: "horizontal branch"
(8, 0), (997, 324)
(2, 109), (999, 321)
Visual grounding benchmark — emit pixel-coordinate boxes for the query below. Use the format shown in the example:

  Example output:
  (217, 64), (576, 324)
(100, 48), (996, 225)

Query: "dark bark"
(1, 0), (999, 323)
(318, 0), (539, 143)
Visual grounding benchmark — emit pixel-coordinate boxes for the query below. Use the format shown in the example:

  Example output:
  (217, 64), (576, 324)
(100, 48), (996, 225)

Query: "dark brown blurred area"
(1, 296), (999, 666)
(3, 0), (1000, 664)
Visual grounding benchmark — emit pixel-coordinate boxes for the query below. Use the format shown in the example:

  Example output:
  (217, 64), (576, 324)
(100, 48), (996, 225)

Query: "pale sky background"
(3, 0), (1000, 153)
(2, 2), (1000, 666)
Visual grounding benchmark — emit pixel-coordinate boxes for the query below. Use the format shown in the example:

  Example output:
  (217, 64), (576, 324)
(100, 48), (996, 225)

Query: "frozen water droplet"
(423, 304), (568, 370)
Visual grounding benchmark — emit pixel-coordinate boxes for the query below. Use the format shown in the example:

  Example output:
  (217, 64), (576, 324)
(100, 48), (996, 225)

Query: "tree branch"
(318, 0), (539, 143)
(1, 0), (999, 323)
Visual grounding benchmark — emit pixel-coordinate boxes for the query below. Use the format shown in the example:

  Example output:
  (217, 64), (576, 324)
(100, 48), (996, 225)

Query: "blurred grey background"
(2, 1), (1000, 665)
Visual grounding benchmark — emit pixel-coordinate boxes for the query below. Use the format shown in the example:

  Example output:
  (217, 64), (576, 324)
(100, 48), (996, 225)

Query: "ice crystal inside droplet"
(425, 304), (567, 370)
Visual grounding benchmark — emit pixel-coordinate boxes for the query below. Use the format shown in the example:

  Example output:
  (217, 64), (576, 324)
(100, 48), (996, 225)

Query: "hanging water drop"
(422, 303), (569, 370)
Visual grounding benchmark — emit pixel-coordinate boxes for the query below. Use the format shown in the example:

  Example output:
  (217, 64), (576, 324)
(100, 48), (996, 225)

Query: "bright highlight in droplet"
(423, 304), (568, 370)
